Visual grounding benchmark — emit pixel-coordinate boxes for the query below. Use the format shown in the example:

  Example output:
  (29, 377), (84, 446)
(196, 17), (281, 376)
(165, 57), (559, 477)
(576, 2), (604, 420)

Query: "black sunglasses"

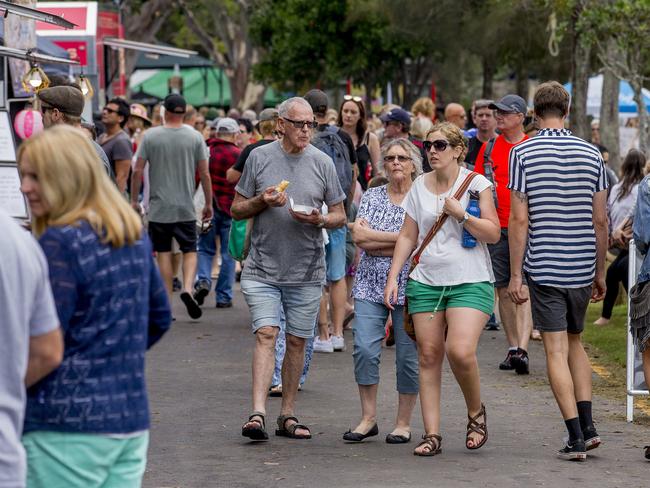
(282, 117), (318, 129)
(103, 107), (119, 114)
(423, 140), (450, 152)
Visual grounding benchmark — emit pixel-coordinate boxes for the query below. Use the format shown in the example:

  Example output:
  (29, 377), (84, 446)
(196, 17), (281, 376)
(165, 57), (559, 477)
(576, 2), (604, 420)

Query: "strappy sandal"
(242, 411), (269, 441)
(275, 415), (312, 439)
(413, 433), (442, 456)
(466, 403), (488, 450)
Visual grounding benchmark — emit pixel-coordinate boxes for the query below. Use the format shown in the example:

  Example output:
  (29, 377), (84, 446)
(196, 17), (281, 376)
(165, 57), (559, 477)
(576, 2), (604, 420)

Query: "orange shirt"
(474, 134), (529, 228)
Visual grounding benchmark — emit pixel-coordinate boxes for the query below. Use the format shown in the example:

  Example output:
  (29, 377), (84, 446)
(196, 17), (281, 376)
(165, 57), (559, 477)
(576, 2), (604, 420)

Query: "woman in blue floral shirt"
(343, 139), (422, 444)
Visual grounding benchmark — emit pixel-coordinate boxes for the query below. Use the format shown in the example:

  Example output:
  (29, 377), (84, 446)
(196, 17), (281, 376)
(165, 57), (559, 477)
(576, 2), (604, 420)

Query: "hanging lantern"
(78, 73), (94, 99)
(21, 64), (50, 93)
(13, 109), (44, 140)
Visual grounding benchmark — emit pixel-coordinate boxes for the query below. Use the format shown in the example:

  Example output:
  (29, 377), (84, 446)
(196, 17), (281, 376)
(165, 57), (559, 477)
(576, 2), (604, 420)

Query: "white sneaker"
(313, 337), (334, 353)
(331, 335), (346, 352)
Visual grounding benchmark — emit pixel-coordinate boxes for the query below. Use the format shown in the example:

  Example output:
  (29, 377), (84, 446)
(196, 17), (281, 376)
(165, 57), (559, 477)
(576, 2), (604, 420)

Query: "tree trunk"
(482, 56), (494, 99)
(599, 40), (621, 172)
(122, 0), (176, 85)
(632, 79), (650, 153)
(571, 37), (591, 140)
(515, 66), (528, 99)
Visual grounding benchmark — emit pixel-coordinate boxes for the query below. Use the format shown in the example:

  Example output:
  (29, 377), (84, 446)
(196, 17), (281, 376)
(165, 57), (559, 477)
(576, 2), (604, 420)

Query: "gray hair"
(379, 138), (423, 180)
(278, 97), (312, 118)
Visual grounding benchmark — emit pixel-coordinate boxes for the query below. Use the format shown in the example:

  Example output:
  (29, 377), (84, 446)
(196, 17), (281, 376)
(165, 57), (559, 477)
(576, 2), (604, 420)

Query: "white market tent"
(564, 74), (650, 118)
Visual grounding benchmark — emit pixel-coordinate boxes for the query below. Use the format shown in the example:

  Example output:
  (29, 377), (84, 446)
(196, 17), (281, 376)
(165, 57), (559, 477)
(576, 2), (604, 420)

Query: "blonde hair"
(426, 121), (468, 164)
(411, 117), (434, 140)
(411, 97), (435, 119)
(18, 125), (142, 247)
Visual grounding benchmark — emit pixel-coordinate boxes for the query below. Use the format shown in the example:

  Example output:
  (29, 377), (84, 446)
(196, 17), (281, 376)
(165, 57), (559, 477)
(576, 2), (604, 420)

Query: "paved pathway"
(143, 288), (650, 487)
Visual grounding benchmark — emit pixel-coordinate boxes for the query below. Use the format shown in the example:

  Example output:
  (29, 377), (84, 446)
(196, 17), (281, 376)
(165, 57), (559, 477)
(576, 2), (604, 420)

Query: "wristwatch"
(459, 212), (470, 225)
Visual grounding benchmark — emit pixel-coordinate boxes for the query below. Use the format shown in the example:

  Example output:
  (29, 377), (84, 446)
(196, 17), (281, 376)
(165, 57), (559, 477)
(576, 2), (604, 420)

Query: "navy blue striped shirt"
(508, 128), (608, 288)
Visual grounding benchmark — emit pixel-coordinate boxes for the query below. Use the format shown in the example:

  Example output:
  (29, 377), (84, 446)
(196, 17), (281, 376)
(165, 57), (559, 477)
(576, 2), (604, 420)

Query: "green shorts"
(23, 430), (149, 488)
(406, 279), (495, 316)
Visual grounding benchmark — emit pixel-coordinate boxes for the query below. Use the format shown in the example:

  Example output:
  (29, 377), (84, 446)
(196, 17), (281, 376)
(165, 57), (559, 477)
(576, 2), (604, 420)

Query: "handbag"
(403, 172), (479, 341)
(228, 218), (253, 262)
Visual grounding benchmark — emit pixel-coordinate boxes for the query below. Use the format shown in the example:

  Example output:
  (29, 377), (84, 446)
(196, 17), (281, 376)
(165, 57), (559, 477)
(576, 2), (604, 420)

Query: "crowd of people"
(3, 78), (650, 487)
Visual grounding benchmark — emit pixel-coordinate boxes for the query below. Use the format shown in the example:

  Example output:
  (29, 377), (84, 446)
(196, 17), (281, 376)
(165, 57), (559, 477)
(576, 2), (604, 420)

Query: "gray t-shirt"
(0, 210), (59, 487)
(236, 141), (345, 285)
(136, 125), (207, 223)
(90, 140), (115, 181)
(99, 130), (133, 174)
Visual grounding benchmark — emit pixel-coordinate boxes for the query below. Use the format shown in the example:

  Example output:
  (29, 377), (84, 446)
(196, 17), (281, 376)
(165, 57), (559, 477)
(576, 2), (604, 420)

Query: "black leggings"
(601, 250), (629, 319)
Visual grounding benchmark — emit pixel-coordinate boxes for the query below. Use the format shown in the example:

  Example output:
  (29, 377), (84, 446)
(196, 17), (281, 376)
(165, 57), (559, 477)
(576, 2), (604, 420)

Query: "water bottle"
(462, 191), (481, 248)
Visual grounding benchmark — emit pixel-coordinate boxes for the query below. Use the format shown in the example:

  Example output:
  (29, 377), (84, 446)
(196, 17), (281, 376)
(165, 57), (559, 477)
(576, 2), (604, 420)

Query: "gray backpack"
(311, 126), (353, 196)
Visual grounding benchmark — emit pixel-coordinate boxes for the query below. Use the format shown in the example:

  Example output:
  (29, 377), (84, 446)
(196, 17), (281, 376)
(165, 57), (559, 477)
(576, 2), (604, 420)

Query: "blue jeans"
(352, 299), (419, 394)
(272, 307), (314, 387)
(196, 210), (235, 304)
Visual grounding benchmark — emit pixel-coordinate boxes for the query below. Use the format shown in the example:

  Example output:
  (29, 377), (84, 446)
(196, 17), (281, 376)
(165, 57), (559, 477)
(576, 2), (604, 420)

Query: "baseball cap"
(489, 94), (527, 114)
(163, 94), (187, 114)
(216, 117), (239, 134)
(258, 108), (279, 122)
(303, 89), (328, 115)
(380, 107), (411, 125)
(38, 86), (84, 117)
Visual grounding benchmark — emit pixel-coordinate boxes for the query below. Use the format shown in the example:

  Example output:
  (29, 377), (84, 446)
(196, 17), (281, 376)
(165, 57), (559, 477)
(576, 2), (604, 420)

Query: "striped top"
(508, 128), (608, 288)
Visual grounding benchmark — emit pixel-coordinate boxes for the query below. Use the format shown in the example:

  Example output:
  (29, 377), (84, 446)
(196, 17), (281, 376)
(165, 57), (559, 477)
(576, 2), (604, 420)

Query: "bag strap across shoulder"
(412, 171), (479, 265)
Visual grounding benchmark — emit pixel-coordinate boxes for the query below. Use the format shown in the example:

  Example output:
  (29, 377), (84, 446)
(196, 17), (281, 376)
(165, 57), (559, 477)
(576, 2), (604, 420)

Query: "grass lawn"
(583, 302), (629, 369)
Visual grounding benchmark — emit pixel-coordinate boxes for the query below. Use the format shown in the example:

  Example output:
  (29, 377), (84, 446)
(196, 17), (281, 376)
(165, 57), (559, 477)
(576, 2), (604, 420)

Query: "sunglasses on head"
(344, 95), (363, 103)
(423, 140), (450, 152)
(282, 117), (318, 129)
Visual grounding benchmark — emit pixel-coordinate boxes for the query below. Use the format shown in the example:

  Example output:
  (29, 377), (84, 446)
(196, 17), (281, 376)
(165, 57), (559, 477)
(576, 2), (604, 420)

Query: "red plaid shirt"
(204, 138), (240, 216)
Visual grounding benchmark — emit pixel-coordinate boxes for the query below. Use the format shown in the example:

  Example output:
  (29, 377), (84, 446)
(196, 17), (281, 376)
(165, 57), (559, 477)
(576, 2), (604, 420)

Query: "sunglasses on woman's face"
(423, 140), (450, 152)
(383, 155), (412, 163)
(344, 95), (363, 103)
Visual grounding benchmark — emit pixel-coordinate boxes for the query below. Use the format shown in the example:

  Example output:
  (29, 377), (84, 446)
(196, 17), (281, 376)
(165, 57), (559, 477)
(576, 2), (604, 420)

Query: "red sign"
(36, 6), (88, 31)
(52, 40), (88, 66)
(96, 11), (119, 92)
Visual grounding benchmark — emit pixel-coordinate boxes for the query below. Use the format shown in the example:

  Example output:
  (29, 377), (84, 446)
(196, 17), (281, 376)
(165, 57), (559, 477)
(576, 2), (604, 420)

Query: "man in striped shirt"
(507, 81), (608, 461)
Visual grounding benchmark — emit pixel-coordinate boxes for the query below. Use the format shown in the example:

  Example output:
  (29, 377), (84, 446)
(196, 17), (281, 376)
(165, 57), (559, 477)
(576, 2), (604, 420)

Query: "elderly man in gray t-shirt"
(233, 97), (346, 441)
(0, 209), (63, 487)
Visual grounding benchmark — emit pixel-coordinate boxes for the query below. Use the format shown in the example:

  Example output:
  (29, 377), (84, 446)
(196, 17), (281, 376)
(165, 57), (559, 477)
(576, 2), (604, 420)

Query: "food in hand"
(275, 180), (290, 193)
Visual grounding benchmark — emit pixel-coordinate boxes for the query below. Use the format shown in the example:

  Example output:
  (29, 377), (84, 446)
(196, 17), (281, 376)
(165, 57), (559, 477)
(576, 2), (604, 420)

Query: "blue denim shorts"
(325, 227), (347, 282)
(240, 280), (322, 338)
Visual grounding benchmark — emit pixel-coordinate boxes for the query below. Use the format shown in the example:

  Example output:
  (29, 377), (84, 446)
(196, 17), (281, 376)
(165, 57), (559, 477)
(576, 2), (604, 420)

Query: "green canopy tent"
(130, 67), (282, 108)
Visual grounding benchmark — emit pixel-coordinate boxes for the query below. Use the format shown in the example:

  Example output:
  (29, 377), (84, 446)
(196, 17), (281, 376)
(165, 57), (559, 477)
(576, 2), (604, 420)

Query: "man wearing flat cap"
(38, 86), (113, 179)
(474, 94), (533, 375)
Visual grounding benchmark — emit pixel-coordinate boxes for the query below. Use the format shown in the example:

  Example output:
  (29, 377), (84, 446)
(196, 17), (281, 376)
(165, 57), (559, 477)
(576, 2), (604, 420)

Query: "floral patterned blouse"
(352, 185), (410, 305)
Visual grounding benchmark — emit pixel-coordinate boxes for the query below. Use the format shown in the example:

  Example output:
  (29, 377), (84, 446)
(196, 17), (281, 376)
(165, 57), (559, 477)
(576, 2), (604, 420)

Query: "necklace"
(433, 168), (460, 214)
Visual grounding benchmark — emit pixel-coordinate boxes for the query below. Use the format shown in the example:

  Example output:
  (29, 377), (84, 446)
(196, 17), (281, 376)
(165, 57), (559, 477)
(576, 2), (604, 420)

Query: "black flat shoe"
(386, 432), (411, 444)
(343, 423), (378, 442)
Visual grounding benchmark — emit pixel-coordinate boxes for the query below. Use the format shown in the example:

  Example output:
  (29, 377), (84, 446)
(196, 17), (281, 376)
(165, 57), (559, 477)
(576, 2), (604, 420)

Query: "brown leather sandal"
(466, 403), (488, 450)
(413, 433), (442, 456)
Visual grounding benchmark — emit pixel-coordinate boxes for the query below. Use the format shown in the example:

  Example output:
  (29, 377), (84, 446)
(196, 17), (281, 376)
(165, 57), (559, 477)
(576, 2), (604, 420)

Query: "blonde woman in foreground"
(19, 125), (172, 487)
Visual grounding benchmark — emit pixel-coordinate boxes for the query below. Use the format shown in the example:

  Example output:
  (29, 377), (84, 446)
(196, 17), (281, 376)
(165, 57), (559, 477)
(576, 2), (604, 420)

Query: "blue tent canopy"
(564, 75), (650, 117)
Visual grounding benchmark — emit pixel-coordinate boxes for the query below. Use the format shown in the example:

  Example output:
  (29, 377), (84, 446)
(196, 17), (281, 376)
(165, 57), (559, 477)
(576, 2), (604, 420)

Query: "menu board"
(0, 111), (16, 162)
(0, 164), (28, 219)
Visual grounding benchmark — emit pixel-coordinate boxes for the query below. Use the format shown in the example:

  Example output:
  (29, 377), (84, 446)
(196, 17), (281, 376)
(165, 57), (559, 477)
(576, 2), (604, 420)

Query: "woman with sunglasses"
(19, 126), (171, 486)
(385, 122), (500, 457)
(344, 139), (422, 444)
(338, 95), (380, 190)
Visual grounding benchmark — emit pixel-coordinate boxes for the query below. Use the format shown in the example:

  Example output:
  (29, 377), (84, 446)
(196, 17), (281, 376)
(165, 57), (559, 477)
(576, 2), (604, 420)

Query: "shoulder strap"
(412, 172), (479, 265)
(483, 137), (496, 167)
